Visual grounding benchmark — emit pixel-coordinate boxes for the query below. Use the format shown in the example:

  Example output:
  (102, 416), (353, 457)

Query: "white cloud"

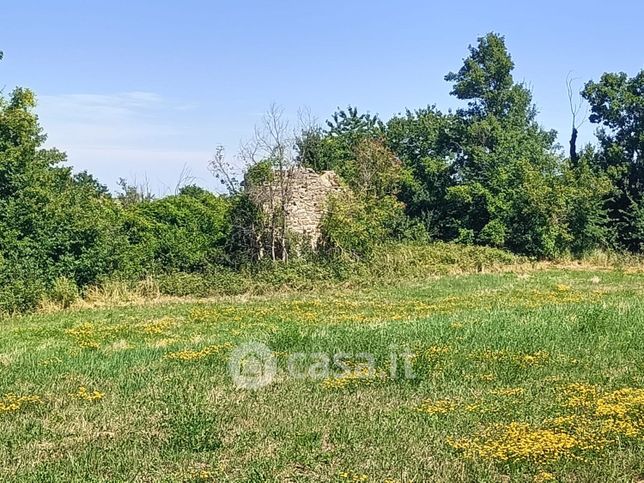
(35, 91), (221, 194)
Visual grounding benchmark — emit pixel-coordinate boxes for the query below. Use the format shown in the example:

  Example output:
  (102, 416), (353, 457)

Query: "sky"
(1, 1), (642, 195)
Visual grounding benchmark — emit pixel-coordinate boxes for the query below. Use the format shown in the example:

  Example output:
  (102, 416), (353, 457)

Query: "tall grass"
(30, 242), (644, 314)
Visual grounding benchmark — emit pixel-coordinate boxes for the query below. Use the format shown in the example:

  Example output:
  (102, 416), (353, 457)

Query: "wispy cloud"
(35, 91), (217, 194)
(38, 91), (185, 138)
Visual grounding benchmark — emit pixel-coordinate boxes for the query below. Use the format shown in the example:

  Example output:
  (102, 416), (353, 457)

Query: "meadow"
(2, 267), (644, 482)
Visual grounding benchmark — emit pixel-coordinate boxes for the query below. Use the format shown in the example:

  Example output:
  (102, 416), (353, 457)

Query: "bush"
(321, 192), (416, 260)
(0, 256), (46, 314)
(157, 269), (249, 298)
(364, 242), (522, 279)
(224, 193), (265, 267)
(123, 187), (231, 274)
(479, 219), (506, 247)
(49, 276), (79, 309)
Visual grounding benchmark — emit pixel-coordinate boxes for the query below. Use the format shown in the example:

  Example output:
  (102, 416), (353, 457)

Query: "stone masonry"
(248, 167), (343, 248)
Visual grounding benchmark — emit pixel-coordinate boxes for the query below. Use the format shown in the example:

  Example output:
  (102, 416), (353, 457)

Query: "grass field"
(2, 267), (644, 482)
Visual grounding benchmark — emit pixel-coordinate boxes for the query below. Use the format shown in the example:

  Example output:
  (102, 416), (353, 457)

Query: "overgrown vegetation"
(0, 33), (643, 313)
(3, 269), (644, 481)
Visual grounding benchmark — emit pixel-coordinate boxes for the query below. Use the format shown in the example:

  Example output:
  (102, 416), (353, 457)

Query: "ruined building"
(248, 167), (343, 250)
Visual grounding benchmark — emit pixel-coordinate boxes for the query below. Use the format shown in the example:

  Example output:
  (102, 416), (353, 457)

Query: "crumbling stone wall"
(248, 168), (343, 248)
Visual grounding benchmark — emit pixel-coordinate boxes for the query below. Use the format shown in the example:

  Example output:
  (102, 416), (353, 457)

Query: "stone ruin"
(248, 167), (343, 249)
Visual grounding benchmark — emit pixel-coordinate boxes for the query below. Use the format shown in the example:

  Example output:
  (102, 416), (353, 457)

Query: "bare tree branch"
(566, 72), (589, 166)
(174, 163), (197, 195)
(208, 145), (241, 194)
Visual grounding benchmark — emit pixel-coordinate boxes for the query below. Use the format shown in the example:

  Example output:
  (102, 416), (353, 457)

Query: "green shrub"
(157, 269), (249, 298)
(479, 219), (506, 247)
(364, 242), (521, 280)
(456, 228), (475, 245)
(0, 257), (46, 314)
(321, 193), (412, 260)
(49, 276), (79, 308)
(224, 193), (265, 267)
(123, 187), (231, 274)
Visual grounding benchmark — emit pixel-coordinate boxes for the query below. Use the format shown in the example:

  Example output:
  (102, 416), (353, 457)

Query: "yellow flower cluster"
(321, 367), (382, 390)
(474, 349), (508, 362)
(0, 393), (42, 413)
(595, 387), (644, 418)
(450, 383), (644, 464)
(338, 471), (368, 481)
(66, 323), (101, 349)
(71, 386), (104, 401)
(490, 387), (526, 397)
(165, 342), (233, 361)
(519, 287), (591, 308)
(417, 399), (456, 415)
(534, 471), (557, 482)
(338, 472), (399, 483)
(139, 317), (176, 335)
(449, 422), (580, 463)
(189, 469), (215, 481)
(479, 373), (496, 382)
(421, 345), (450, 360)
(65, 322), (125, 349)
(562, 383), (598, 409)
(417, 386), (526, 417)
(186, 463), (224, 481)
(554, 385), (644, 441)
(515, 351), (549, 367)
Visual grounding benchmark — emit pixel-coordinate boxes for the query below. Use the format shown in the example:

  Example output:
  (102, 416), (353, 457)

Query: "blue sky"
(2, 1), (642, 194)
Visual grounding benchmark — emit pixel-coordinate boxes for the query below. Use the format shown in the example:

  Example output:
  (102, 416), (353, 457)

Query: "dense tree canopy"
(583, 71), (644, 251)
(299, 33), (639, 259)
(0, 87), (130, 311)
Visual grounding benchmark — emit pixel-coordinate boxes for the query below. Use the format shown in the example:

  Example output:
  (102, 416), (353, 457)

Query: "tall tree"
(582, 71), (644, 251)
(385, 107), (456, 238)
(443, 33), (568, 257)
(297, 106), (383, 177)
(0, 87), (127, 311)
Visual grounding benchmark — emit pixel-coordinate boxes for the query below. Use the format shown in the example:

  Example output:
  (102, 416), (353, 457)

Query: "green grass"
(2, 268), (644, 482)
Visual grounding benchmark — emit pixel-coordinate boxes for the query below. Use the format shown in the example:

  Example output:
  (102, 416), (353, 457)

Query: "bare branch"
(174, 163), (196, 195)
(208, 145), (241, 194)
(566, 72), (588, 166)
(566, 72), (587, 130)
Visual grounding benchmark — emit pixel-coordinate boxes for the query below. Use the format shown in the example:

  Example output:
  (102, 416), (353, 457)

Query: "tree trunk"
(570, 127), (579, 167)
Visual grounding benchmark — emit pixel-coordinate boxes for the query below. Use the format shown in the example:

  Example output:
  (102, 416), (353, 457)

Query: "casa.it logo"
(228, 341), (277, 390)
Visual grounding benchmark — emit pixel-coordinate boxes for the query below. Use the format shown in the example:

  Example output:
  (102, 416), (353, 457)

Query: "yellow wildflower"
(417, 399), (456, 415)
(71, 386), (104, 402)
(0, 394), (42, 413)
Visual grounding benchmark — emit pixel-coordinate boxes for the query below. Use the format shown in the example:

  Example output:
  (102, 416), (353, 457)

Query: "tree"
(385, 107), (457, 237)
(582, 70), (644, 251)
(298, 106), (383, 178)
(212, 104), (300, 262)
(445, 32), (528, 119)
(566, 74), (588, 167)
(443, 33), (568, 257)
(562, 147), (612, 255)
(0, 87), (130, 310)
(208, 145), (241, 195)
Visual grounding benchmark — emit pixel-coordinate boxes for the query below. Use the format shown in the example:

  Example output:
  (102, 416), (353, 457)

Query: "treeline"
(0, 33), (642, 313)
(303, 33), (643, 259)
